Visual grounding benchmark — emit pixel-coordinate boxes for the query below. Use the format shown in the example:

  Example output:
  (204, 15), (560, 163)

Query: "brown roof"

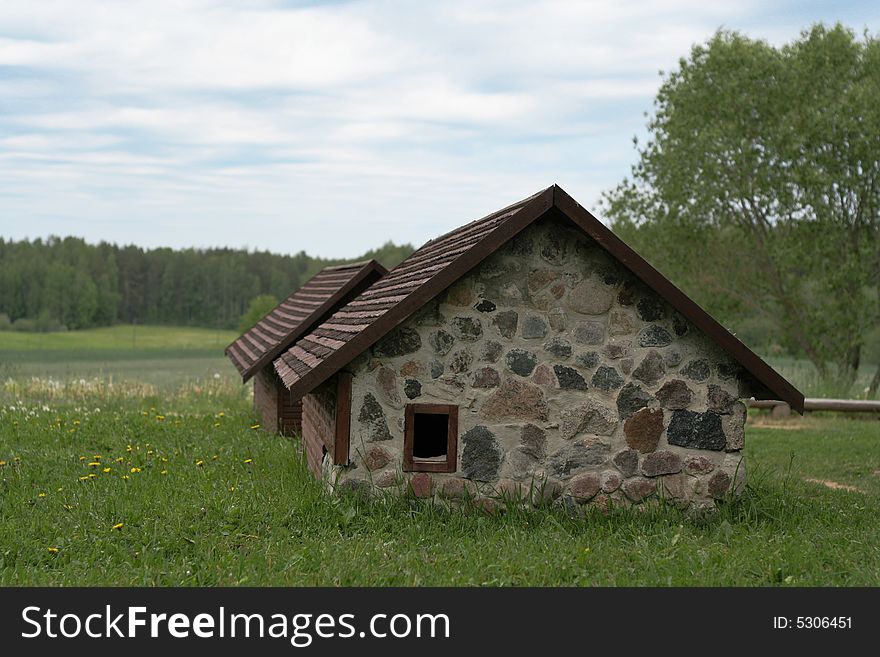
(274, 185), (805, 413)
(225, 260), (387, 382)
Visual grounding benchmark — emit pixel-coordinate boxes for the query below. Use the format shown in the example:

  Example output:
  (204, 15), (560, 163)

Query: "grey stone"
(617, 281), (636, 306)
(717, 363), (740, 380)
(440, 477), (475, 499)
(543, 336), (572, 359)
(451, 316), (483, 342)
(612, 449), (639, 477)
(622, 477), (657, 503)
(608, 310), (637, 336)
(723, 402), (746, 451)
(636, 297), (665, 322)
(664, 349), (683, 368)
(374, 470), (399, 488)
(638, 325), (673, 347)
(507, 448), (538, 477)
(338, 479), (372, 499)
(656, 379), (694, 410)
(620, 358), (634, 375)
(684, 455), (715, 475)
(474, 299), (496, 313)
(429, 359), (444, 379)
(667, 410), (726, 451)
(363, 446), (392, 471)
(681, 359), (710, 382)
(522, 315), (548, 339)
(527, 269), (557, 292)
(641, 450), (682, 477)
(505, 348), (538, 377)
(573, 321), (604, 345)
(429, 329), (455, 356)
(569, 276), (615, 315)
(560, 399), (617, 439)
(549, 307), (566, 331)
(591, 365), (624, 391)
(616, 383), (653, 419)
(520, 424), (546, 458)
(569, 472), (601, 502)
(708, 385), (735, 413)
(575, 351), (601, 369)
(445, 280), (474, 306)
(493, 310), (519, 339)
(623, 408), (664, 453)
(461, 426), (503, 481)
(672, 314), (689, 337)
(448, 349), (473, 374)
(539, 232), (566, 264)
(548, 442), (611, 477)
(600, 470), (622, 493)
(480, 379), (549, 421)
(404, 378), (422, 399)
(603, 341), (630, 359)
(479, 340), (503, 363)
(373, 327), (422, 357)
(708, 470), (732, 498)
(553, 365), (588, 390)
(376, 367), (400, 406)
(472, 367), (501, 389)
(357, 393), (392, 442)
(633, 350), (666, 386)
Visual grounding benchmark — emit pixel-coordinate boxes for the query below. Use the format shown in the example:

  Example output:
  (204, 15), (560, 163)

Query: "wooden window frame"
(403, 403), (458, 473)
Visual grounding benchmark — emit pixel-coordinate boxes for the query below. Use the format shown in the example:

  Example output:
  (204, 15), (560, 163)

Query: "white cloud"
(0, 0), (876, 256)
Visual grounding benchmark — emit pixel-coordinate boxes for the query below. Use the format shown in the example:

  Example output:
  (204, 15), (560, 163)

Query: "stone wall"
(325, 215), (750, 511)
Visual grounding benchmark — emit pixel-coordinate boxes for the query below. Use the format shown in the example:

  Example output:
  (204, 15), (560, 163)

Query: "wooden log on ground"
(748, 398), (880, 413)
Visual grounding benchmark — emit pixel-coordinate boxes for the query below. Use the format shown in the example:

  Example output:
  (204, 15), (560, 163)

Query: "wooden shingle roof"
(225, 260), (387, 382)
(273, 185), (805, 413)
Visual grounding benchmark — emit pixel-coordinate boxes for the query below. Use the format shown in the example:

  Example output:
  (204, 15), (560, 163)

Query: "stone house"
(270, 185), (803, 510)
(225, 261), (387, 438)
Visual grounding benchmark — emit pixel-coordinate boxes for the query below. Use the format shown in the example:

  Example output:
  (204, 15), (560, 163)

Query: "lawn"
(0, 326), (877, 586)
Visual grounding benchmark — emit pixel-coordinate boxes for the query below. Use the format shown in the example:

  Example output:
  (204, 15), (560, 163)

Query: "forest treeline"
(0, 236), (413, 331)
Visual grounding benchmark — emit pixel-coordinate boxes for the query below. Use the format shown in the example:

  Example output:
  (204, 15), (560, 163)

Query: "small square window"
(404, 404), (458, 473)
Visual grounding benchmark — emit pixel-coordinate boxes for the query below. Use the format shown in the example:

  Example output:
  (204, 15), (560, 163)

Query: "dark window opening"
(413, 412), (449, 460)
(404, 404), (458, 473)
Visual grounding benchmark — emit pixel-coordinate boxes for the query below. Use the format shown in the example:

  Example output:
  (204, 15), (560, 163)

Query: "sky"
(1, 0), (878, 258)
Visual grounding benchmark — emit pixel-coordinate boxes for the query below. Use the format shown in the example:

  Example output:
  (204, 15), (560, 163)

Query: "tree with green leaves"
(237, 294), (280, 335)
(603, 24), (880, 394)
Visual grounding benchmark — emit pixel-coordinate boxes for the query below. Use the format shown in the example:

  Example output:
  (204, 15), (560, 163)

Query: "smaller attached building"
(225, 261), (387, 437)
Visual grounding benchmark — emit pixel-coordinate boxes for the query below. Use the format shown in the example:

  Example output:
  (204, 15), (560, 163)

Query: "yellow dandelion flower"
(73, 420), (80, 426)
(147, 450), (154, 455)
(38, 492), (47, 498)
(102, 467), (111, 473)
(121, 475), (130, 480)
(69, 428), (76, 433)
(218, 412), (225, 417)
(115, 456), (125, 463)
(93, 455), (102, 460)
(156, 415), (165, 421)
(250, 424), (260, 429)
(212, 455), (219, 460)
(88, 473), (97, 479)
(214, 422), (220, 427)
(130, 467), (141, 473)
(195, 460), (205, 467)
(88, 461), (101, 467)
(78, 456), (86, 461)
(228, 486), (235, 492)
(243, 458), (253, 464)
(112, 522), (124, 530)
(78, 475), (90, 481)
(47, 547), (59, 554)
(63, 504), (74, 510)
(0, 460), (6, 467)
(126, 445), (133, 453)
(161, 457), (168, 463)
(160, 470), (168, 475)
(141, 411), (148, 416)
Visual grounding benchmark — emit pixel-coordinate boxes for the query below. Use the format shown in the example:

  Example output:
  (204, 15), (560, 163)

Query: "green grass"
(0, 324), (237, 352)
(0, 402), (877, 586)
(0, 325), (877, 586)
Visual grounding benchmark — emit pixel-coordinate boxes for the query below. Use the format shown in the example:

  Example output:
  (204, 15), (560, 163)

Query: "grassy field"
(0, 326), (878, 586)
